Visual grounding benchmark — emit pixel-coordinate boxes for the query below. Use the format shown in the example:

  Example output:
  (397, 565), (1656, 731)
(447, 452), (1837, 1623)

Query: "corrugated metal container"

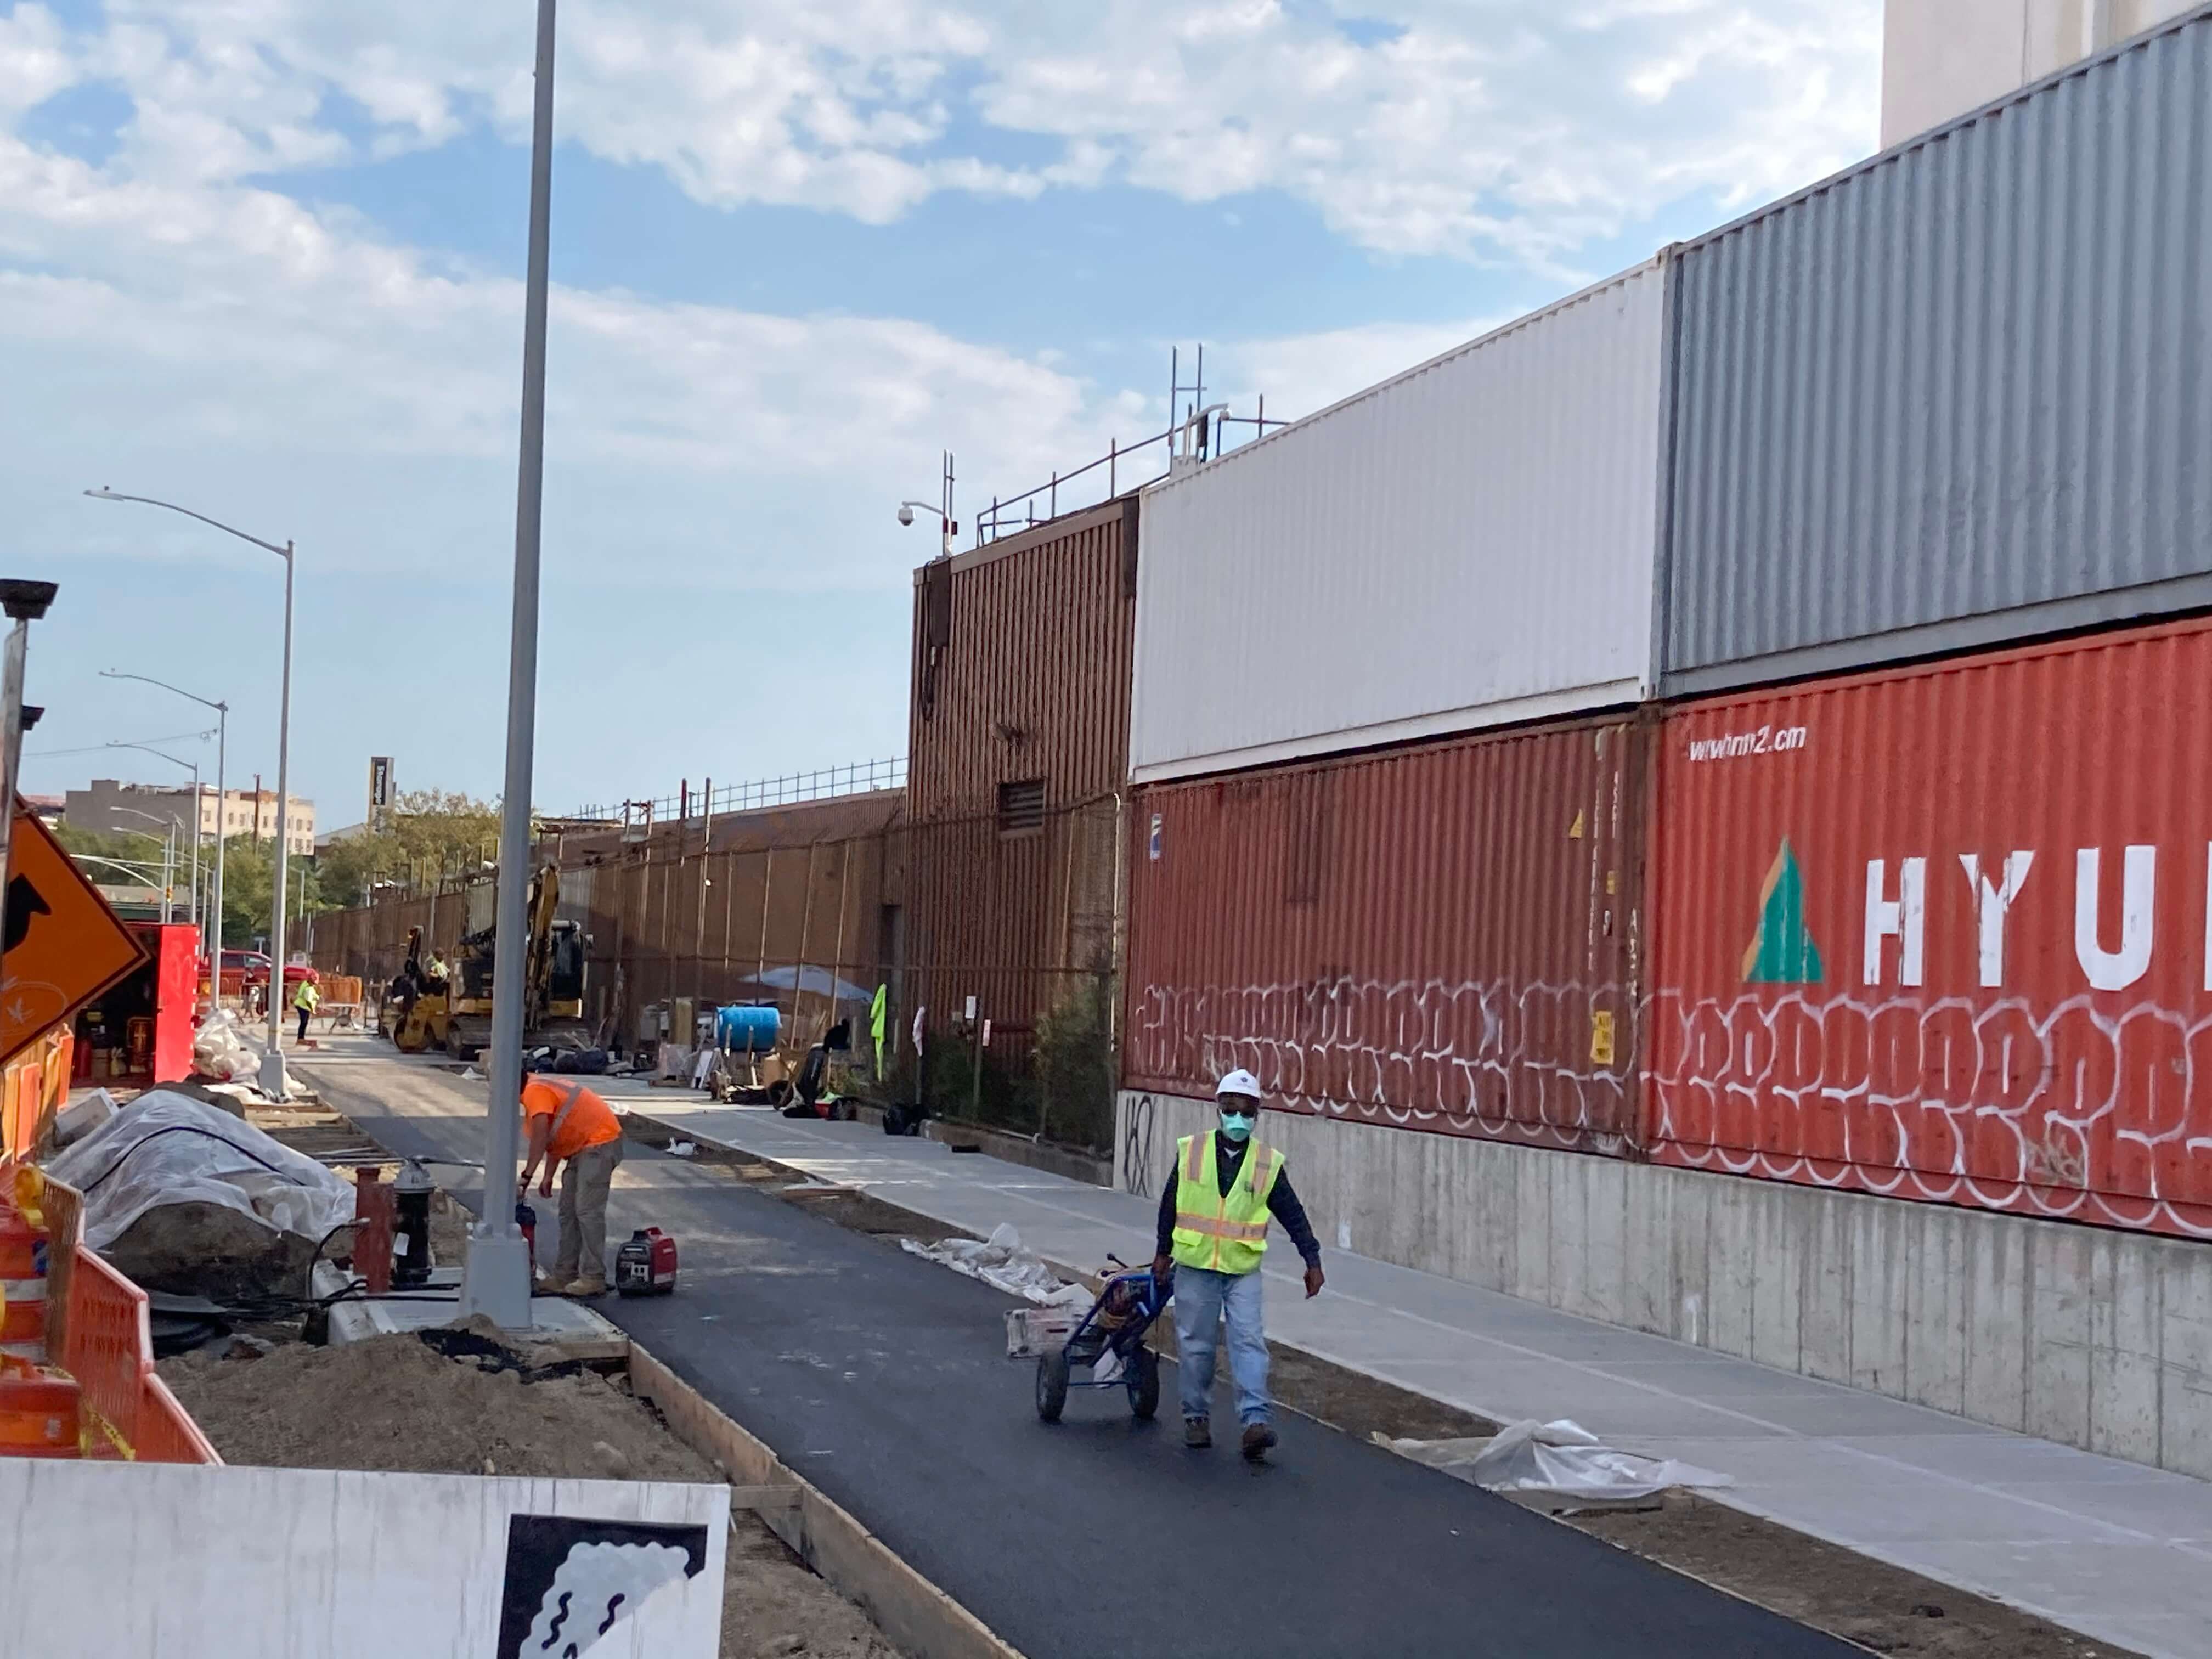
(1664, 6), (2212, 695)
(1649, 613), (2212, 1238)
(1124, 718), (1650, 1150)
(909, 498), (1137, 822)
(1128, 258), (1671, 784)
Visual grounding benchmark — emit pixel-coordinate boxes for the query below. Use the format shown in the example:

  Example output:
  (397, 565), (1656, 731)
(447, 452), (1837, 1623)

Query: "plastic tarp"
(901, 1224), (1092, 1308)
(1390, 1419), (1733, 1502)
(47, 1090), (354, 1252)
(191, 1008), (261, 1084)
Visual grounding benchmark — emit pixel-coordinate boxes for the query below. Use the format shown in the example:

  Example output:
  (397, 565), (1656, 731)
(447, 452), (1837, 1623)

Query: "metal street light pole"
(86, 492), (294, 1092)
(461, 0), (558, 1329)
(106, 740), (205, 928)
(103, 673), (229, 998)
(114, 809), (178, 922)
(0, 582), (59, 911)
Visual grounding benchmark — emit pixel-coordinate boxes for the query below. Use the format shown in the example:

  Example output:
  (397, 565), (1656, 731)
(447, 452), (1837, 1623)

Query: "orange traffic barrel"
(0, 1363), (81, 1458)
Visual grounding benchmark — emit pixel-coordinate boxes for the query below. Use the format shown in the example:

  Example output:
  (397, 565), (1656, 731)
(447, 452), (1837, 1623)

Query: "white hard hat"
(1215, 1069), (1262, 1102)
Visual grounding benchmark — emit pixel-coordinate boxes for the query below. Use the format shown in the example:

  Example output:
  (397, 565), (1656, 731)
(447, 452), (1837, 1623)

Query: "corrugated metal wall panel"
(1664, 5), (2212, 693)
(1649, 612), (2212, 1238)
(1128, 260), (1669, 785)
(1124, 719), (1650, 1151)
(908, 497), (1135, 822)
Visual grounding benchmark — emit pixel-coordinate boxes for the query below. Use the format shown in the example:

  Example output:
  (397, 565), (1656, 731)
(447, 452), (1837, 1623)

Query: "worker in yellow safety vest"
(292, 977), (320, 1045)
(1152, 1070), (1325, 1461)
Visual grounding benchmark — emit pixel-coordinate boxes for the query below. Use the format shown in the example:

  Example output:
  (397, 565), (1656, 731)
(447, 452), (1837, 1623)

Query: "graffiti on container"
(1654, 838), (2212, 1238)
(1647, 987), (2212, 1235)
(1127, 977), (1635, 1146)
(1121, 1092), (1157, 1196)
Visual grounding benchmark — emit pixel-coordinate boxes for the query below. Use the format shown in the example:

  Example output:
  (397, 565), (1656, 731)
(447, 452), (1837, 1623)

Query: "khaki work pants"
(553, 1137), (624, 1283)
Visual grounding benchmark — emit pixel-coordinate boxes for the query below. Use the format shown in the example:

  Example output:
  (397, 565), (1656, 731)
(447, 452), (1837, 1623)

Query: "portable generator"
(614, 1227), (678, 1296)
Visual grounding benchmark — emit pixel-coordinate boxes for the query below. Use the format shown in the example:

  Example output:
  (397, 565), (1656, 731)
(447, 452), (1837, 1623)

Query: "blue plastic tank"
(716, 1003), (781, 1054)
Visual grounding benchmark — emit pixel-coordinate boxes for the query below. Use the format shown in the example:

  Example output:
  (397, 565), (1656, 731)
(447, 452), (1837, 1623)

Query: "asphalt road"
(302, 1052), (1859, 1659)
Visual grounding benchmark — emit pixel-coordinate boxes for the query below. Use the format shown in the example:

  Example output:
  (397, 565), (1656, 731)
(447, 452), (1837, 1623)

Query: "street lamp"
(87, 489), (295, 1096)
(107, 739), (208, 929)
(102, 671), (228, 995)
(111, 809), (179, 923)
(460, 0), (558, 1329)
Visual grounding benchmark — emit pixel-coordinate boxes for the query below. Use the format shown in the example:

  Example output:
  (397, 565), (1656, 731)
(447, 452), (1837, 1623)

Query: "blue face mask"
(1218, 1111), (1254, 1143)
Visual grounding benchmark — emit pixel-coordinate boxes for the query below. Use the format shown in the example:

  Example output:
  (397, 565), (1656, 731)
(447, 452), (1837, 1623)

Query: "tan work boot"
(562, 1276), (609, 1297)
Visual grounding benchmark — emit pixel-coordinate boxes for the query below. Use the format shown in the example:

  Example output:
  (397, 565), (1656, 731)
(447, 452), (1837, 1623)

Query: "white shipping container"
(1129, 258), (1669, 783)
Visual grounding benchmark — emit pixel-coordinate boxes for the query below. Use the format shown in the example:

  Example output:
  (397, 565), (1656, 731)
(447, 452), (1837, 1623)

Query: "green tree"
(54, 822), (170, 891)
(210, 834), (325, 950)
(315, 789), (502, 907)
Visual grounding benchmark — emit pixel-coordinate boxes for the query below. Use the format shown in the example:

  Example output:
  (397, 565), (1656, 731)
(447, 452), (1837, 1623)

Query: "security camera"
(896, 504), (915, 527)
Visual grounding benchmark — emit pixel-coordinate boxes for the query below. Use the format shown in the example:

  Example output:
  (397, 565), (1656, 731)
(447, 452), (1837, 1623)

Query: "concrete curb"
(628, 1343), (1023, 1659)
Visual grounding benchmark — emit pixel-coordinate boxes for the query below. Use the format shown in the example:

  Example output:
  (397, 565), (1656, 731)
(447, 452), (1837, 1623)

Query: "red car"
(211, 949), (319, 995)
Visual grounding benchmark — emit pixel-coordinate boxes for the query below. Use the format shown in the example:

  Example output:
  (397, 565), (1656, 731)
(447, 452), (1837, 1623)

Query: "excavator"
(387, 866), (589, 1061)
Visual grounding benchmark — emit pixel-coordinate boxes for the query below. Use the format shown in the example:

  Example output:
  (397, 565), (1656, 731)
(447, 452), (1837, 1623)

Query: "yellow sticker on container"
(1567, 811), (1585, 839)
(1589, 1010), (1616, 1067)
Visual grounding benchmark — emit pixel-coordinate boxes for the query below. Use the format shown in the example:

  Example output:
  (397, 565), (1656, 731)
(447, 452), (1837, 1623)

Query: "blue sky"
(5, 0), (1878, 828)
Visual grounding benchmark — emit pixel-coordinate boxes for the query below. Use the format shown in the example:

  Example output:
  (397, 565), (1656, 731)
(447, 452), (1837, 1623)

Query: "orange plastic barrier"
(61, 1250), (219, 1464)
(0, 1166), (218, 1465)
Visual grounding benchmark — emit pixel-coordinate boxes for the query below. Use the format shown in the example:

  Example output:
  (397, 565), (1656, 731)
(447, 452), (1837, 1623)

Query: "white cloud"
(36, 1), (1880, 264)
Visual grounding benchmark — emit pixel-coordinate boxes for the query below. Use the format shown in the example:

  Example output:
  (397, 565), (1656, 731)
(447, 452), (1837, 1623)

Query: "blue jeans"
(1173, 1265), (1270, 1426)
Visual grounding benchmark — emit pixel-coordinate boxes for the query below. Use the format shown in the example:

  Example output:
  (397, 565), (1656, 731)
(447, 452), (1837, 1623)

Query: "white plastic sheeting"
(47, 1090), (353, 1252)
(901, 1224), (1091, 1308)
(1391, 1419), (1733, 1502)
(1130, 258), (1669, 783)
(191, 1008), (260, 1082)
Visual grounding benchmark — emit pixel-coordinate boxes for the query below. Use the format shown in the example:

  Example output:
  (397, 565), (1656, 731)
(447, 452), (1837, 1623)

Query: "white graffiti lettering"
(1649, 986), (2212, 1238)
(1126, 977), (1634, 1148)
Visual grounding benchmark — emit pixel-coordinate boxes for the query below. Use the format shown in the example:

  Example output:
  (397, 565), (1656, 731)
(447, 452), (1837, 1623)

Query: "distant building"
(1882, 0), (2197, 148)
(65, 780), (316, 858)
(316, 820), (374, 853)
(21, 793), (65, 822)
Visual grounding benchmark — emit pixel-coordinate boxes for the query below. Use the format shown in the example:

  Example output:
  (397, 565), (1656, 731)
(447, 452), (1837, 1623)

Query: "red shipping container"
(1649, 615), (2212, 1237)
(1124, 717), (1649, 1151)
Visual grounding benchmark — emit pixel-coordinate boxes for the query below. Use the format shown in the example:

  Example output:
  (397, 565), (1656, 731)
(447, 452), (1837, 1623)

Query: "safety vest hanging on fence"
(1170, 1131), (1282, 1276)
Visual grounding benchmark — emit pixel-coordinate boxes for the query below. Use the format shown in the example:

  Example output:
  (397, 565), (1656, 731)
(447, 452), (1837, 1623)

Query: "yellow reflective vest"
(1170, 1131), (1283, 1276)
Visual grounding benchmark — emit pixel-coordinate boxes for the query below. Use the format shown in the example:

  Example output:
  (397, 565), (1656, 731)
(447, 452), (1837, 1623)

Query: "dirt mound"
(159, 1331), (716, 1482)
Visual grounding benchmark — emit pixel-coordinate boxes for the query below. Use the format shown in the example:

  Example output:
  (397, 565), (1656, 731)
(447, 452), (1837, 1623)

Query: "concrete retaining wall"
(1116, 1088), (2212, 1479)
(0, 1459), (727, 1657)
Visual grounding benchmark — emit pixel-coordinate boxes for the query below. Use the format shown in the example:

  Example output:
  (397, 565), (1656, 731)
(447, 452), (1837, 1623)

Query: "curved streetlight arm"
(83, 489), (289, 558)
(100, 669), (228, 716)
(107, 738), (206, 774)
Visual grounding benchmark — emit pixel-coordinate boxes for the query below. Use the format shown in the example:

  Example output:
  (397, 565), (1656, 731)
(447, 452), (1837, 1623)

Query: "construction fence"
(897, 796), (1121, 1152)
(308, 791), (1126, 1153)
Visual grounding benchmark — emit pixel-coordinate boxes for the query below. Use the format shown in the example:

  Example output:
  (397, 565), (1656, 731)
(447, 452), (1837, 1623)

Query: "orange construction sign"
(0, 802), (148, 1066)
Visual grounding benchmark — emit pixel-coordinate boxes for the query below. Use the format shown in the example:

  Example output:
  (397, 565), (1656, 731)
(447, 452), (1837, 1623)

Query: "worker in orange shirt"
(516, 1073), (625, 1296)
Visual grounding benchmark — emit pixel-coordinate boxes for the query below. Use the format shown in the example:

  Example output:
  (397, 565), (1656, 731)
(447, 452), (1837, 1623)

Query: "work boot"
(562, 1276), (609, 1297)
(1183, 1419), (1212, 1449)
(1241, 1423), (1278, 1462)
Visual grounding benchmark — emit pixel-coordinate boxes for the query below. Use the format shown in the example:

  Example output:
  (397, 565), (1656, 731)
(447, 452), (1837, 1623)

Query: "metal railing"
(566, 756), (907, 826)
(974, 404), (1289, 545)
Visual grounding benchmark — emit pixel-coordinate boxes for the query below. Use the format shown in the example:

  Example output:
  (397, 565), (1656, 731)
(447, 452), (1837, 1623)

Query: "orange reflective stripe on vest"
(1170, 1130), (1282, 1275)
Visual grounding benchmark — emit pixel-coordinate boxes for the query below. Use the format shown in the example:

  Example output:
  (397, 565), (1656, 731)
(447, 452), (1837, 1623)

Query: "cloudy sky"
(10, 0), (1877, 830)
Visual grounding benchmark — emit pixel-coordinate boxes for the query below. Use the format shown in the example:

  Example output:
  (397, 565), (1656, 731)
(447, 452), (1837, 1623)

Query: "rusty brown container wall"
(909, 496), (1138, 821)
(1124, 717), (1650, 1153)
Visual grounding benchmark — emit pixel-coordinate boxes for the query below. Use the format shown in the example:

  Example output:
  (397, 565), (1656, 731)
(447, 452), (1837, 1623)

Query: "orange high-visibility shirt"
(521, 1077), (622, 1161)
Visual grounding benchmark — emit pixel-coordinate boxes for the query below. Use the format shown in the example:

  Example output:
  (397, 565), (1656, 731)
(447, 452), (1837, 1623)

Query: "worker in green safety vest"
(292, 976), (320, 1045)
(1152, 1070), (1325, 1462)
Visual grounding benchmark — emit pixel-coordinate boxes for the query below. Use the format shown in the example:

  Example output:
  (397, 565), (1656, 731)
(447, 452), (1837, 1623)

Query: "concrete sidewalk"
(617, 1090), (2212, 1659)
